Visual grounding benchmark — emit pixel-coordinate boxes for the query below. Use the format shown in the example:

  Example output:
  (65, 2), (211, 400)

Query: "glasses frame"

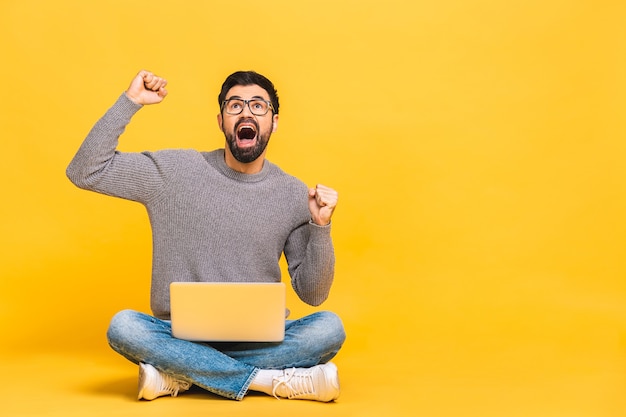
(221, 98), (275, 116)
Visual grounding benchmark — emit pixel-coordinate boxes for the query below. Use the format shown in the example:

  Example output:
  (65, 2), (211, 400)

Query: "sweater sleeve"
(284, 221), (336, 306)
(66, 93), (165, 203)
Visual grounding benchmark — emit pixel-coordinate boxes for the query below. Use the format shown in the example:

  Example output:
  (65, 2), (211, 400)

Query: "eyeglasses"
(221, 98), (275, 116)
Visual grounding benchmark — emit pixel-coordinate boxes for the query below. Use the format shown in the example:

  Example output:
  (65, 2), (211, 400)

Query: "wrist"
(310, 219), (331, 227)
(124, 91), (143, 105)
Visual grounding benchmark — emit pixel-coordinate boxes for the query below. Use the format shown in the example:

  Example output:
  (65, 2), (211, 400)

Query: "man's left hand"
(308, 184), (338, 226)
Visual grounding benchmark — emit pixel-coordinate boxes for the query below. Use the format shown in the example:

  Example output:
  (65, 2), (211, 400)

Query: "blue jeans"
(106, 309), (346, 400)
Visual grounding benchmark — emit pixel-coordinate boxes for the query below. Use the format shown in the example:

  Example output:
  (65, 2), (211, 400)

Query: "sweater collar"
(207, 149), (271, 183)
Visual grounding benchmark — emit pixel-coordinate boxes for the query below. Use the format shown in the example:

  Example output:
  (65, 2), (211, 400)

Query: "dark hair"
(218, 71), (280, 115)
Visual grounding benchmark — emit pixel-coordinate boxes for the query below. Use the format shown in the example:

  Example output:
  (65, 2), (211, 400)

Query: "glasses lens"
(224, 99), (244, 115)
(249, 100), (269, 115)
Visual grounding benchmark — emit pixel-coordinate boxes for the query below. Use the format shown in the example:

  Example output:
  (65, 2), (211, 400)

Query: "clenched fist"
(125, 70), (168, 105)
(308, 184), (338, 226)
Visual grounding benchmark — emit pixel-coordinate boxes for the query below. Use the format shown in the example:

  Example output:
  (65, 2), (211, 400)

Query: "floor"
(4, 260), (626, 417)
(4, 309), (626, 417)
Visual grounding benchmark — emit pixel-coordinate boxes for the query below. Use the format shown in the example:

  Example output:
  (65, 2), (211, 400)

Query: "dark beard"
(224, 120), (271, 163)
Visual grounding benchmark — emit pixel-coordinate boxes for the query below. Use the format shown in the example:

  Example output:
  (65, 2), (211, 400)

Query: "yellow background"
(2, 0), (626, 416)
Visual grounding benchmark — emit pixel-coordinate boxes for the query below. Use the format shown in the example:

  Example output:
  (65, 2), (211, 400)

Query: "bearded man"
(66, 70), (345, 402)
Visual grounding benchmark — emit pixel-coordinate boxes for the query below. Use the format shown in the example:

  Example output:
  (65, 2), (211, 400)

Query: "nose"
(240, 101), (254, 117)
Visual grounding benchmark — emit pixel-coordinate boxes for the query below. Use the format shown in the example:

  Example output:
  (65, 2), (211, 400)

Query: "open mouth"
(237, 125), (257, 141)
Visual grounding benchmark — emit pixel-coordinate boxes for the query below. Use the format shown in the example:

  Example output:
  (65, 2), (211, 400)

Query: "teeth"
(238, 126), (256, 140)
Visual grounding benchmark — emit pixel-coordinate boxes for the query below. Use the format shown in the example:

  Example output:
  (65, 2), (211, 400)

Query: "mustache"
(234, 118), (259, 131)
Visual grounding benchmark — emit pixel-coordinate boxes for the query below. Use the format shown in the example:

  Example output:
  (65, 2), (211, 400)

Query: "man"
(66, 70), (346, 402)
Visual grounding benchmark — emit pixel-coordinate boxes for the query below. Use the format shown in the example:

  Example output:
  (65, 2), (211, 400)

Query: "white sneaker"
(271, 363), (340, 402)
(137, 363), (191, 401)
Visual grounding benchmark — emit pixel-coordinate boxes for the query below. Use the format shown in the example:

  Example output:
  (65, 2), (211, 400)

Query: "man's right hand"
(125, 70), (168, 105)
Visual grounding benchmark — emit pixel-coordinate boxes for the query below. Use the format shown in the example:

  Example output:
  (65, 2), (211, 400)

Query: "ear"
(217, 113), (224, 132)
(272, 114), (279, 133)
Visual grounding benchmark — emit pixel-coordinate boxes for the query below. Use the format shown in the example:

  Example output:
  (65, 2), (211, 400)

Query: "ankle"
(249, 369), (283, 396)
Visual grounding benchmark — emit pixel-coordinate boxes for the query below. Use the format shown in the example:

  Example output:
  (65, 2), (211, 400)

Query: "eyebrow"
(225, 95), (267, 101)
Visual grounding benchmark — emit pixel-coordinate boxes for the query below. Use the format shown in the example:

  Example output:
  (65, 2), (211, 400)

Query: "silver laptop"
(169, 282), (286, 342)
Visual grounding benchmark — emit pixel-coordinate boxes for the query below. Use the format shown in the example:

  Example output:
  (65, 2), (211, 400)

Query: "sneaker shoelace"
(159, 374), (190, 397)
(272, 368), (315, 399)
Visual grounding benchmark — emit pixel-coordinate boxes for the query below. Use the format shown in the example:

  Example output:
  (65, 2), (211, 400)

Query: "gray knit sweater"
(66, 94), (335, 319)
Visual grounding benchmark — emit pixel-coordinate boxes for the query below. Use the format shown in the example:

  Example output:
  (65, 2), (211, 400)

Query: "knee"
(323, 311), (346, 347)
(307, 311), (346, 350)
(106, 309), (144, 347)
